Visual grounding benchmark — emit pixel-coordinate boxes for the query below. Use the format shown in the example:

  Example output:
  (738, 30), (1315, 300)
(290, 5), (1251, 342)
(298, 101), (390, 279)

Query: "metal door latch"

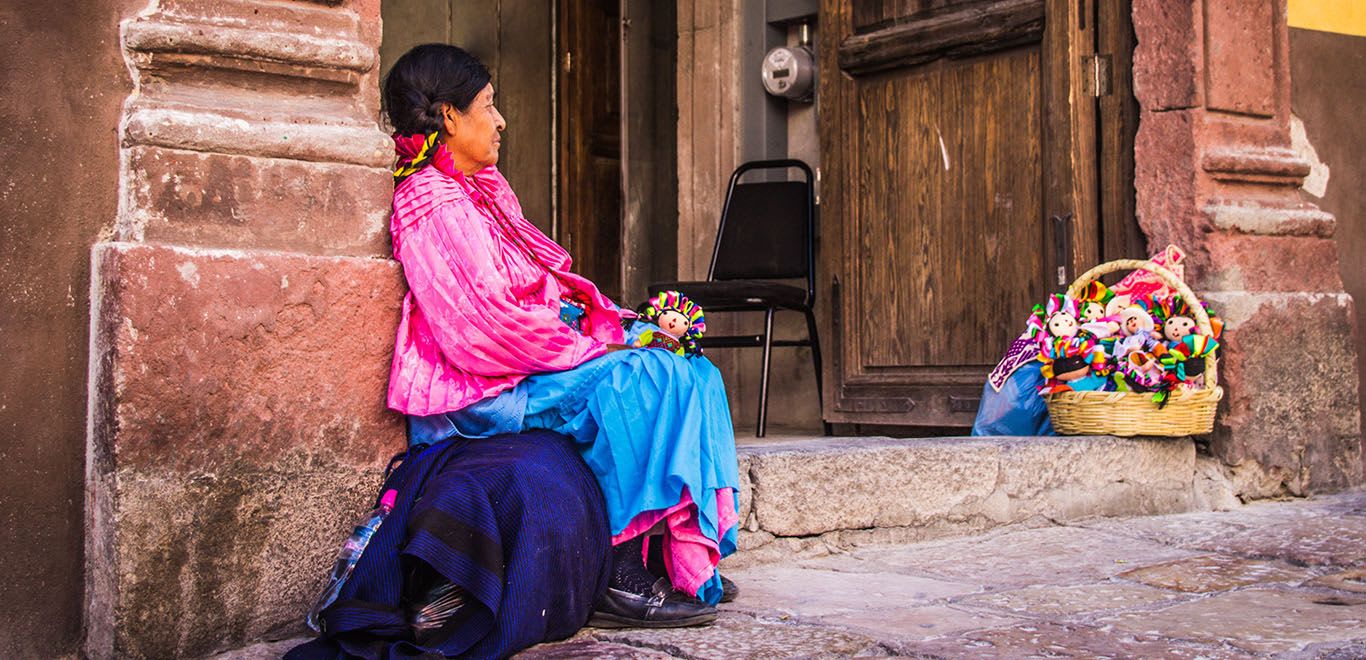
(1083, 54), (1113, 97)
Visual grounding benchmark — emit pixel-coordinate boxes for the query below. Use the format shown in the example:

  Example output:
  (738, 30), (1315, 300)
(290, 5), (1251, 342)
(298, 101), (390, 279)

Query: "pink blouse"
(386, 165), (627, 415)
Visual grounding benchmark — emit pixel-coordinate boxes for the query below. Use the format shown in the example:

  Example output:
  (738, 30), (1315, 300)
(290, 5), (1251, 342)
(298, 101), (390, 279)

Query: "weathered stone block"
(1204, 291), (1362, 494)
(1132, 0), (1200, 111)
(995, 436), (1196, 520)
(1117, 553), (1311, 593)
(1201, 233), (1345, 293)
(960, 582), (1190, 617)
(89, 242), (405, 473)
(1080, 491), (1366, 568)
(742, 436), (1198, 538)
(909, 620), (1247, 659)
(591, 610), (893, 658)
(1203, 0), (1276, 117)
(95, 467), (383, 658)
(1133, 108), (1203, 248)
(86, 242), (407, 658)
(123, 147), (392, 256)
(736, 452), (754, 529)
(809, 525), (1197, 589)
(746, 438), (999, 536)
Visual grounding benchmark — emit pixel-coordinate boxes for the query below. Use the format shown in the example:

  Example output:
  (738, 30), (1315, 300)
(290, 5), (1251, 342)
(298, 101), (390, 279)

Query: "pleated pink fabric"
(618, 487), (739, 599)
(386, 163), (627, 416)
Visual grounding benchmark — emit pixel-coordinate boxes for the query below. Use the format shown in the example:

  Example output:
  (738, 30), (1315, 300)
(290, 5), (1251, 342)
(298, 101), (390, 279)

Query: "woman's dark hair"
(382, 44), (492, 136)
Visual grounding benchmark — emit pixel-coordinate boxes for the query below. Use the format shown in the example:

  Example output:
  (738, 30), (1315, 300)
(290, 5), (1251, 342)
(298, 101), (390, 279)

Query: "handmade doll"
(1037, 334), (1110, 394)
(635, 290), (706, 357)
(1111, 304), (1162, 362)
(1077, 281), (1114, 324)
(1147, 295), (1222, 390)
(1104, 293), (1133, 320)
(1152, 295), (1223, 344)
(1026, 294), (1082, 342)
(1113, 349), (1167, 393)
(1160, 334), (1219, 389)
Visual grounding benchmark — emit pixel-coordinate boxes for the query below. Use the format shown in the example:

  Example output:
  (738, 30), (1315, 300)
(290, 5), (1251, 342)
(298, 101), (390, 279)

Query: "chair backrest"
(708, 160), (815, 286)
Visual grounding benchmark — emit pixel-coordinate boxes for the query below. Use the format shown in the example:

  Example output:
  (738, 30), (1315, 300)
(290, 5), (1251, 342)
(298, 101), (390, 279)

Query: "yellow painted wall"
(1289, 0), (1366, 37)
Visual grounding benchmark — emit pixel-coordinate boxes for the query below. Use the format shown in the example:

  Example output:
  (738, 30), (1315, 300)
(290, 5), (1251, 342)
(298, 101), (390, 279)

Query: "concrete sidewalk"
(523, 492), (1366, 659)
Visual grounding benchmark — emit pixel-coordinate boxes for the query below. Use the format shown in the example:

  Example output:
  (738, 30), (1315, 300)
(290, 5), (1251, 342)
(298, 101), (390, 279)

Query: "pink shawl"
(386, 148), (626, 415)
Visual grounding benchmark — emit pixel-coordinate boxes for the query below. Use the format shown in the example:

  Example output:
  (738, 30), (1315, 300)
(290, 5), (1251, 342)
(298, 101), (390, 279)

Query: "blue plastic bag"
(971, 360), (1055, 436)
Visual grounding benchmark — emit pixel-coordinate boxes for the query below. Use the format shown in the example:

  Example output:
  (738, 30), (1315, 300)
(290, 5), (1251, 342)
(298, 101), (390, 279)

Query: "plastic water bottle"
(306, 489), (399, 632)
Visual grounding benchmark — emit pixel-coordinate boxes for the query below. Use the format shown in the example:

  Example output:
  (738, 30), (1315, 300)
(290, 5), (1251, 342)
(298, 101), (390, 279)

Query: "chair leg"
(757, 307), (775, 438)
(803, 307), (833, 436)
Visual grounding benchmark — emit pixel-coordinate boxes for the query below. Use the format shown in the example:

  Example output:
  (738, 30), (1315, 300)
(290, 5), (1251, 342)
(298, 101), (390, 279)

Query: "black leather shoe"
(719, 574), (739, 603)
(588, 578), (718, 629)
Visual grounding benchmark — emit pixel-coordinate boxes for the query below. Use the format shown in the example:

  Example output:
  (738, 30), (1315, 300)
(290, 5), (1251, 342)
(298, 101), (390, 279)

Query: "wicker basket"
(1045, 259), (1223, 437)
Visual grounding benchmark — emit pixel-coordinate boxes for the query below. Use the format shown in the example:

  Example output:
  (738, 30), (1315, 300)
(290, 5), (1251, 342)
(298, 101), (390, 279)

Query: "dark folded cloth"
(287, 431), (612, 659)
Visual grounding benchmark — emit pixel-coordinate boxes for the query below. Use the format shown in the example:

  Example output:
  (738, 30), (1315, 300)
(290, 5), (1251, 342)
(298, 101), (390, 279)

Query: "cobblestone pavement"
(222, 492), (1365, 659)
(522, 492), (1366, 659)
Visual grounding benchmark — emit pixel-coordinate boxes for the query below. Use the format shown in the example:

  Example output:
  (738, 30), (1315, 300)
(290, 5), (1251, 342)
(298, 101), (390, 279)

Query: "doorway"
(557, 0), (623, 300)
(818, 0), (1143, 430)
(380, 0), (676, 307)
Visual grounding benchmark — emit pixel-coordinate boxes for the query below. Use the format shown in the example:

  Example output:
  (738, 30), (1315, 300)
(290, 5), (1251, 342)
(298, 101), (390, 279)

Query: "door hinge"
(563, 51), (573, 74)
(1083, 54), (1112, 97)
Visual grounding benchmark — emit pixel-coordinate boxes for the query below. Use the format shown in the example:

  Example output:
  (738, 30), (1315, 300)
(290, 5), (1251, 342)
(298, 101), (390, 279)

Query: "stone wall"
(0, 0), (144, 655)
(1131, 0), (1362, 496)
(85, 1), (405, 657)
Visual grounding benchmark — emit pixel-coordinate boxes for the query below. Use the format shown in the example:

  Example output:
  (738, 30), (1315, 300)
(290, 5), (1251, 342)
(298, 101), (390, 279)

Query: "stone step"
(730, 434), (1217, 567)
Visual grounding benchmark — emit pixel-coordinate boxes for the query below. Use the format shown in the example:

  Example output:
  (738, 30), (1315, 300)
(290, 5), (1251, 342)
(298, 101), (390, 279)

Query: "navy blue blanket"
(287, 431), (611, 659)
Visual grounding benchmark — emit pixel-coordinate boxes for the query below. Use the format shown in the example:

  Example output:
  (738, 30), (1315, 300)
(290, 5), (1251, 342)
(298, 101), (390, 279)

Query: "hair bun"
(383, 44), (492, 136)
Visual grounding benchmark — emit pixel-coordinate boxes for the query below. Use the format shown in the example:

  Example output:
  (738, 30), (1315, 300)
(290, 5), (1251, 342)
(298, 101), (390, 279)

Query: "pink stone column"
(85, 1), (405, 657)
(1132, 0), (1361, 495)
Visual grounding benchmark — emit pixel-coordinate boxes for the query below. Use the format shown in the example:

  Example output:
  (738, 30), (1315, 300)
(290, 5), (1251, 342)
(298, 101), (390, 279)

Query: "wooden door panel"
(855, 68), (939, 369)
(821, 0), (1091, 427)
(855, 49), (1044, 370)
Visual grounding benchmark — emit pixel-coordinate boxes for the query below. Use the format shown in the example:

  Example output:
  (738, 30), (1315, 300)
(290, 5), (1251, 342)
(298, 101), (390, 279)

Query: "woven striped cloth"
(287, 431), (611, 659)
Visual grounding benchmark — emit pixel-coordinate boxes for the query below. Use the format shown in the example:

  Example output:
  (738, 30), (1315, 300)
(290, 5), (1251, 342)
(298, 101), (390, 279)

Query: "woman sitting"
(386, 44), (738, 634)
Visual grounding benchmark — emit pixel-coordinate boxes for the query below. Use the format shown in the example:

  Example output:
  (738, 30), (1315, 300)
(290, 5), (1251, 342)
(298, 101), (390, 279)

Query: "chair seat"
(648, 280), (809, 310)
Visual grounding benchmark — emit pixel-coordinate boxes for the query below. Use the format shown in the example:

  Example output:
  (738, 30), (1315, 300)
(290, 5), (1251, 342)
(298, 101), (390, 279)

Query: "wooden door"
(819, 0), (1105, 428)
(558, 0), (624, 301)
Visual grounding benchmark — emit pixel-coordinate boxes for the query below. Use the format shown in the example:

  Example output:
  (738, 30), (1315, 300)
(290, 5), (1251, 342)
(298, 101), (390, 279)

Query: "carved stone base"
(1132, 0), (1362, 494)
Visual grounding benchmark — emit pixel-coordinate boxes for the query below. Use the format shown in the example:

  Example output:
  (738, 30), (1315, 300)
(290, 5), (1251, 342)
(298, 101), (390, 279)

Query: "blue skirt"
(410, 339), (741, 604)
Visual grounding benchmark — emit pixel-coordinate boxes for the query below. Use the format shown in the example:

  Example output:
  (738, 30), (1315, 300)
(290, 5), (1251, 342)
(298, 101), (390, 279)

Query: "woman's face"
(443, 83), (506, 175)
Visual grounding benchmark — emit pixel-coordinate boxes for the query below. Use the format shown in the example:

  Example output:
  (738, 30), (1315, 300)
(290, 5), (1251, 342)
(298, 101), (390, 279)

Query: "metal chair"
(650, 159), (825, 437)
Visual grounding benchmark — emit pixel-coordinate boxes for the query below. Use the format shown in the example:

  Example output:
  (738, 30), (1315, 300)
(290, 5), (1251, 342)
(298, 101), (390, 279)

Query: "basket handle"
(1066, 258), (1218, 389)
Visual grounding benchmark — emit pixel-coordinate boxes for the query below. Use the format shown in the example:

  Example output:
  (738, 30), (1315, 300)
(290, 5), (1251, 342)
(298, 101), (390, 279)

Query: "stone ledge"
(120, 147), (392, 255)
(734, 435), (1201, 552)
(123, 104), (392, 167)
